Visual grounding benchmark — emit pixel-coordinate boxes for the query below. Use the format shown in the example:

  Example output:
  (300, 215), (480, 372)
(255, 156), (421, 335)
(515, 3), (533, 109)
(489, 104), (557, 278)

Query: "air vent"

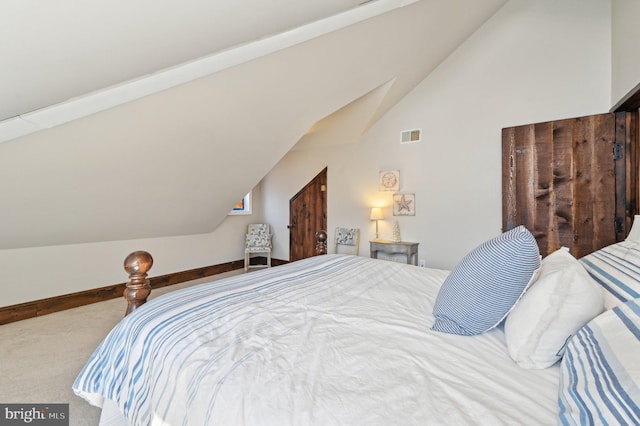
(400, 129), (421, 144)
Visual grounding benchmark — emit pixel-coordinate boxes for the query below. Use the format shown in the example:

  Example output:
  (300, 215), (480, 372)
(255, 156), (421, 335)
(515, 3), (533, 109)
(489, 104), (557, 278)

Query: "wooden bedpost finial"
(123, 251), (153, 316)
(315, 230), (328, 255)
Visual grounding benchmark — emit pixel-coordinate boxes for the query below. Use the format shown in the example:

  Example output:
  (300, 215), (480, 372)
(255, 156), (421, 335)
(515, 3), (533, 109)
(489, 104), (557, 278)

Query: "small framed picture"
(379, 170), (400, 191)
(393, 193), (415, 216)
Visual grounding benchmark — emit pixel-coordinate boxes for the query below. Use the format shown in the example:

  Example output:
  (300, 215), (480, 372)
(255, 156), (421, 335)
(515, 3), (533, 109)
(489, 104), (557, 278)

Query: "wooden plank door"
(289, 168), (327, 262)
(502, 112), (637, 258)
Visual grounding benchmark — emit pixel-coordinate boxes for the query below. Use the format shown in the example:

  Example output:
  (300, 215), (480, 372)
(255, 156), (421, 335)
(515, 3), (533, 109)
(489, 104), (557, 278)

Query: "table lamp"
(369, 207), (384, 239)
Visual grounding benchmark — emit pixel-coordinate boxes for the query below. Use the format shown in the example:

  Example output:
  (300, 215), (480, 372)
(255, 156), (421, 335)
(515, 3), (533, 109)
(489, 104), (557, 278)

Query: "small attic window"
(400, 129), (421, 144)
(229, 191), (252, 215)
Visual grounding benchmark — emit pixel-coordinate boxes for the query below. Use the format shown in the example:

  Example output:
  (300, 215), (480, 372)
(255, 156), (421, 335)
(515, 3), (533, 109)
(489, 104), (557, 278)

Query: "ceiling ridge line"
(0, 0), (419, 145)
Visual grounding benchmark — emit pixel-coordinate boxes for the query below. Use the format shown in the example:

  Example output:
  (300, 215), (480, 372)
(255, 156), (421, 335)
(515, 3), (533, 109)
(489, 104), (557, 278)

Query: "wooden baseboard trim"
(0, 257), (288, 326)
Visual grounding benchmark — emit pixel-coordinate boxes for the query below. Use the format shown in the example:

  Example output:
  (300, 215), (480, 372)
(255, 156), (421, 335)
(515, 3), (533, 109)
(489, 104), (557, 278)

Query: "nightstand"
(369, 240), (419, 265)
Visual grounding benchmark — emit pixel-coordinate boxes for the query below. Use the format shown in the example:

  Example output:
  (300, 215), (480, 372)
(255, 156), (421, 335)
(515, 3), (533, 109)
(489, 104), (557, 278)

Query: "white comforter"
(74, 255), (559, 425)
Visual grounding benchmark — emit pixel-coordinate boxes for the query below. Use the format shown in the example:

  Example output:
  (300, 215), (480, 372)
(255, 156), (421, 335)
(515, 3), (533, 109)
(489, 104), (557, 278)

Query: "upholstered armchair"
(334, 227), (360, 255)
(245, 224), (272, 272)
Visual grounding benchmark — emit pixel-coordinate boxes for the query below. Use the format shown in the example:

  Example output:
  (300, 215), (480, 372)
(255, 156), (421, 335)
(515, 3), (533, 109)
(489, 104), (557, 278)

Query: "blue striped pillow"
(558, 299), (640, 425)
(579, 241), (640, 309)
(432, 226), (540, 335)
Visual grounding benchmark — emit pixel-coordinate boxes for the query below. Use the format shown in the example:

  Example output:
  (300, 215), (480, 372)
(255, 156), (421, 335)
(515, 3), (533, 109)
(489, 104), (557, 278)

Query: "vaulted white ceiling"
(0, 0), (506, 249)
(0, 0), (366, 122)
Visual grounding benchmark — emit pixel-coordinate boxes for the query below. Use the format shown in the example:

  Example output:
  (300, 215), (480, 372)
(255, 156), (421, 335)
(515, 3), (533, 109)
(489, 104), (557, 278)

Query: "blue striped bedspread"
(74, 255), (374, 424)
(73, 254), (561, 426)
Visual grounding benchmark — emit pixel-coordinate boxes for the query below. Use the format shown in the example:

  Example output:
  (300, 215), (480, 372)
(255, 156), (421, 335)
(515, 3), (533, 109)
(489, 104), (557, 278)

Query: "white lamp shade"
(369, 207), (384, 221)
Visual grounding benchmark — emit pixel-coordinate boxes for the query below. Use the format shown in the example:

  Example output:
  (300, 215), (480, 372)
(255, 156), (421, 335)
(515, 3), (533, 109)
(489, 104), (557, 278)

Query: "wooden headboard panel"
(502, 111), (638, 258)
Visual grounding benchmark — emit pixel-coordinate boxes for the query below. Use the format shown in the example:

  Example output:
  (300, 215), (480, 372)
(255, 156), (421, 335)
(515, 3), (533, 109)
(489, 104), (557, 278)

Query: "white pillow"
(504, 247), (603, 369)
(626, 214), (640, 242)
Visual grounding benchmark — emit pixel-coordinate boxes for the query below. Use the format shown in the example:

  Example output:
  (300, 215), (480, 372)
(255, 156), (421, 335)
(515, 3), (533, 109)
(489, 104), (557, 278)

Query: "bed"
(73, 225), (640, 425)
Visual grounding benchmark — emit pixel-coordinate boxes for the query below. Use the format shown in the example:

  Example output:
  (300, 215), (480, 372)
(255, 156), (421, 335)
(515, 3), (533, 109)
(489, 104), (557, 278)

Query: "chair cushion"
(248, 224), (269, 235)
(246, 233), (272, 249)
(335, 228), (358, 246)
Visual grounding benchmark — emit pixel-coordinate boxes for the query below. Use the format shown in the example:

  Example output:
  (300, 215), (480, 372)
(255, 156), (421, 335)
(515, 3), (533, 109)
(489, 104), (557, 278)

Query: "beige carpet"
(0, 270), (242, 426)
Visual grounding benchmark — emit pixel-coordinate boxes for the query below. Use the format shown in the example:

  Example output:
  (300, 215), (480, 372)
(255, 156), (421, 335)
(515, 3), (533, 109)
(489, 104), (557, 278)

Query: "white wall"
(0, 0), (614, 308)
(262, 0), (611, 270)
(611, 0), (640, 106)
(0, 185), (263, 307)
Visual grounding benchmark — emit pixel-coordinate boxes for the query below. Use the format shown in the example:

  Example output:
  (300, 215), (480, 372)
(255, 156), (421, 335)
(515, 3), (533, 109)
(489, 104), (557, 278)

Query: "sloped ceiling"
(0, 0), (366, 121)
(0, 0), (506, 249)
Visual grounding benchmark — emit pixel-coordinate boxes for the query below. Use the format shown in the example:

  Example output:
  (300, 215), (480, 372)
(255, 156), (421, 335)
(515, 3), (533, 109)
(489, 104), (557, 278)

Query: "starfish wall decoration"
(393, 193), (415, 216)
